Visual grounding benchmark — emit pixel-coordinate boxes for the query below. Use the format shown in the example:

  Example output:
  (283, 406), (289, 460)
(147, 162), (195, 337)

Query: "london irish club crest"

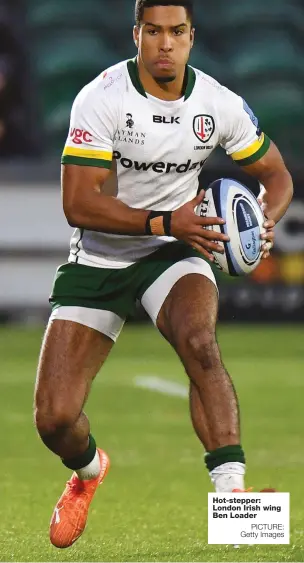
(193, 115), (215, 143)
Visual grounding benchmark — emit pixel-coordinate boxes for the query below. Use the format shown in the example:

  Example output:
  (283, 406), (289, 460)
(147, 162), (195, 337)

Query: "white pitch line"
(134, 375), (188, 398)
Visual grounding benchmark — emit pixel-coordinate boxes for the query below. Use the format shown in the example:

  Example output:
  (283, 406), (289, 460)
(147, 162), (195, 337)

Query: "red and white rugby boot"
(232, 488), (253, 492)
(233, 488), (276, 492)
(50, 448), (110, 548)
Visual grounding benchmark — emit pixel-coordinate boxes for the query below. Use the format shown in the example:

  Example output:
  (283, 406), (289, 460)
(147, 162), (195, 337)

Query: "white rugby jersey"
(62, 58), (270, 268)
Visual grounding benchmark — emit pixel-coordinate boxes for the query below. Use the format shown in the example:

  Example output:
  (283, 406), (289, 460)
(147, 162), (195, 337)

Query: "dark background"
(1, 0), (304, 322)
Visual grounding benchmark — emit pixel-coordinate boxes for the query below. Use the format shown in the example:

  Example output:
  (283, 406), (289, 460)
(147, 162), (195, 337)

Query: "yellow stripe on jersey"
(62, 147), (113, 161)
(231, 134), (271, 167)
(232, 133), (265, 161)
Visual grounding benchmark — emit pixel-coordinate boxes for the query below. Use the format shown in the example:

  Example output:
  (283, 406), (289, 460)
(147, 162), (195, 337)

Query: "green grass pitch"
(0, 323), (303, 562)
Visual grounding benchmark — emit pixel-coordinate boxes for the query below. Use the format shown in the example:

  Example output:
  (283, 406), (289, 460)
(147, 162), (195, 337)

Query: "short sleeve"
(61, 83), (115, 169)
(219, 88), (270, 167)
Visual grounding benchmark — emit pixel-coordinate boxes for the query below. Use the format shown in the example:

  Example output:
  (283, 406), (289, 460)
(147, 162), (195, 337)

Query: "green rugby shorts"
(49, 241), (217, 341)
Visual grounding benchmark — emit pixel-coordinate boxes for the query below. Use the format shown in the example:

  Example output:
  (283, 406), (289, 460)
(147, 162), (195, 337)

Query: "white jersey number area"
(62, 58), (270, 269)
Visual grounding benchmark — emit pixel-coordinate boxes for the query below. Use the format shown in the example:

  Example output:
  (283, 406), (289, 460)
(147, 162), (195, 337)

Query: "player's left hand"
(260, 218), (275, 259)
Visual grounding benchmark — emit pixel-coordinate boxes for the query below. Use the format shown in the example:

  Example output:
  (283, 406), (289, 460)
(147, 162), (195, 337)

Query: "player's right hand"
(171, 190), (230, 262)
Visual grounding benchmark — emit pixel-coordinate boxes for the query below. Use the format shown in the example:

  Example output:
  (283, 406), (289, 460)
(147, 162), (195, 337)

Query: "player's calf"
(176, 327), (239, 440)
(178, 328), (246, 491)
(34, 319), (112, 460)
(177, 326), (221, 374)
(34, 404), (90, 459)
(34, 320), (114, 547)
(157, 274), (246, 492)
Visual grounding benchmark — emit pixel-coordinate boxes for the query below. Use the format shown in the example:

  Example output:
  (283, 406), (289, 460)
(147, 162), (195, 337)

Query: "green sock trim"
(205, 445), (245, 472)
(62, 434), (97, 470)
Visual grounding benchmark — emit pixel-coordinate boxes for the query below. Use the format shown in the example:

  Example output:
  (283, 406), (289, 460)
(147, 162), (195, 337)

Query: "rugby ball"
(197, 178), (265, 276)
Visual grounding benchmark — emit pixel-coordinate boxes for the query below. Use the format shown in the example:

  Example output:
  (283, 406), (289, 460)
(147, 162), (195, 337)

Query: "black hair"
(135, 0), (194, 26)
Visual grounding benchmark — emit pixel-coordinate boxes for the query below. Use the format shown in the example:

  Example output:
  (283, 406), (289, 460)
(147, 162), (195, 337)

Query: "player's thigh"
(141, 258), (218, 357)
(141, 257), (217, 332)
(157, 274), (218, 353)
(35, 316), (115, 419)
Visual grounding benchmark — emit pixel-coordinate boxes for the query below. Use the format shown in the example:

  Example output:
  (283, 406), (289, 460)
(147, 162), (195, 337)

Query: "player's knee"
(184, 328), (220, 370)
(34, 405), (78, 438)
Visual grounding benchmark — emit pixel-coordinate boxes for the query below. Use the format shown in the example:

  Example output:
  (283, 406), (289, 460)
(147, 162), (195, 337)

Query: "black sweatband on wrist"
(145, 211), (172, 236)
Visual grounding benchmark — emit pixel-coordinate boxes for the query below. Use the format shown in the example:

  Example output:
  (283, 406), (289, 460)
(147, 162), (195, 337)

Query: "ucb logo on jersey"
(153, 115), (180, 124)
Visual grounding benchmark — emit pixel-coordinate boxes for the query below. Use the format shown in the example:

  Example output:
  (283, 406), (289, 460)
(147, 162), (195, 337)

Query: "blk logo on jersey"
(70, 129), (93, 145)
(153, 115), (180, 124)
(193, 115), (215, 144)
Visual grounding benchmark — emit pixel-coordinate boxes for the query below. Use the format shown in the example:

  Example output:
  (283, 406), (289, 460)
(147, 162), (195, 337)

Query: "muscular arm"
(62, 163), (150, 235)
(62, 162), (229, 261)
(241, 140), (293, 223)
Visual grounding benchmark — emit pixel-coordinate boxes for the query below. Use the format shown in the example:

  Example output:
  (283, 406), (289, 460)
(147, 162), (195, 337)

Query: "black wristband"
(145, 211), (172, 236)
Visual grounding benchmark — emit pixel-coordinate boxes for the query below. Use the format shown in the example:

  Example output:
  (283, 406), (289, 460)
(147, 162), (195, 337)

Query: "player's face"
(134, 6), (194, 83)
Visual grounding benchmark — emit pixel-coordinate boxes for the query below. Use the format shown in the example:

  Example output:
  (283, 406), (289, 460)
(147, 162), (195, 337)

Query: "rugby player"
(34, 0), (293, 548)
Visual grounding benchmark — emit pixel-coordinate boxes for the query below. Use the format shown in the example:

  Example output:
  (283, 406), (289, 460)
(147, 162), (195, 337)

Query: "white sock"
(210, 462), (246, 492)
(76, 450), (101, 481)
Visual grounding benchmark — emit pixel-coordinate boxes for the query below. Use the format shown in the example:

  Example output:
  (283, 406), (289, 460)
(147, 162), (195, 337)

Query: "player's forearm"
(259, 169), (293, 223)
(65, 192), (150, 235)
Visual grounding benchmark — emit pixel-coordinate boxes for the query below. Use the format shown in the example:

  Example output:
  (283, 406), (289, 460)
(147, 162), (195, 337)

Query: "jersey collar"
(127, 57), (196, 101)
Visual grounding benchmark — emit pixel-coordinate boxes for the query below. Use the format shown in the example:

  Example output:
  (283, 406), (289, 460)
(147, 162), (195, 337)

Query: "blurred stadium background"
(0, 1), (304, 561)
(1, 0), (304, 323)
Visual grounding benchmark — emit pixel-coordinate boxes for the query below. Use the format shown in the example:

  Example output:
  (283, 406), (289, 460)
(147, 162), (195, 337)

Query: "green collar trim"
(183, 65), (196, 100)
(127, 58), (196, 101)
(127, 58), (148, 98)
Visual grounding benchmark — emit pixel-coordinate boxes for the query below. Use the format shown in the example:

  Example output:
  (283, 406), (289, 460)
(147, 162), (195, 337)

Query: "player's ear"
(190, 27), (195, 49)
(133, 25), (140, 48)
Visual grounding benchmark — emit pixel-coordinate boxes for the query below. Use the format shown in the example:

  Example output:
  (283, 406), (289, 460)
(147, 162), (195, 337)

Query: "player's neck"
(137, 57), (186, 101)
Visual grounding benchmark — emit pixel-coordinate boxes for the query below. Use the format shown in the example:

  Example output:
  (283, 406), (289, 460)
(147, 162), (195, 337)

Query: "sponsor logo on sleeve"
(103, 73), (123, 90)
(70, 128), (93, 145)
